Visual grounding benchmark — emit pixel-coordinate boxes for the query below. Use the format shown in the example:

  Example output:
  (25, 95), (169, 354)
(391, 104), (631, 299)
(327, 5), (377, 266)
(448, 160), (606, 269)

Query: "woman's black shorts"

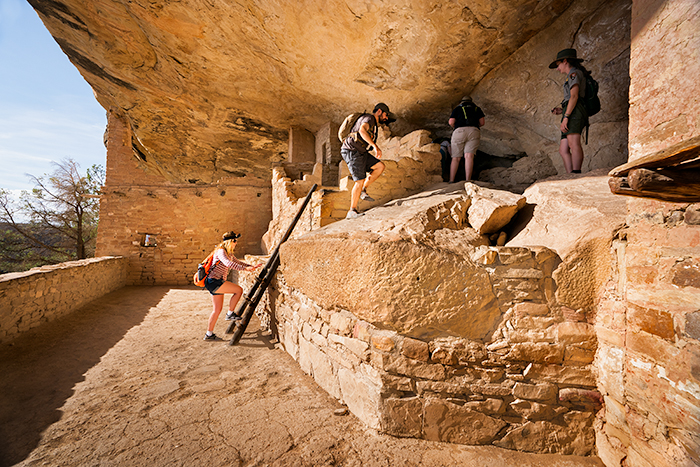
(204, 277), (224, 295)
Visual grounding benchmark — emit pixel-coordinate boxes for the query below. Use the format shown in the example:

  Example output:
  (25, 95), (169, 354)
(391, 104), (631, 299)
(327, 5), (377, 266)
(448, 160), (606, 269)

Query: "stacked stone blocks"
(271, 245), (600, 455)
(0, 257), (128, 343)
(262, 128), (442, 251)
(594, 199), (700, 466)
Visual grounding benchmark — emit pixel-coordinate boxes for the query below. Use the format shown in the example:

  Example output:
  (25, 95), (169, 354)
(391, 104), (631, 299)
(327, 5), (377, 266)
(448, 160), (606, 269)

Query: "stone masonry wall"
(592, 2), (700, 466)
(0, 257), (128, 343)
(96, 109), (272, 285)
(594, 200), (700, 467)
(262, 127), (442, 252)
(267, 245), (602, 455)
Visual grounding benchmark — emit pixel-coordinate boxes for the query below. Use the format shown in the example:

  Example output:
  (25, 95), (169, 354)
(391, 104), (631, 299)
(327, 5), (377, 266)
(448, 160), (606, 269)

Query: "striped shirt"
(208, 248), (251, 280)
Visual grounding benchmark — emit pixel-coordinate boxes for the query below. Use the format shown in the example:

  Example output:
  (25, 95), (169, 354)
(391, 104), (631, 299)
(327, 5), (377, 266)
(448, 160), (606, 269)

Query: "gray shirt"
(563, 68), (586, 104)
(341, 114), (377, 153)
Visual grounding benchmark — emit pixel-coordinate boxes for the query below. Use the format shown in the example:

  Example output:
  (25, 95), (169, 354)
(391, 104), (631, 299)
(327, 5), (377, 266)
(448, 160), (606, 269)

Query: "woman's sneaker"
(360, 190), (375, 201)
(203, 333), (222, 341)
(225, 311), (242, 321)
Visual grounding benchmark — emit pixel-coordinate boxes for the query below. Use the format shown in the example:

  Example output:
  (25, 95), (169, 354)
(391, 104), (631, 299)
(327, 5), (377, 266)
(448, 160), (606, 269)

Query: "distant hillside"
(0, 222), (94, 274)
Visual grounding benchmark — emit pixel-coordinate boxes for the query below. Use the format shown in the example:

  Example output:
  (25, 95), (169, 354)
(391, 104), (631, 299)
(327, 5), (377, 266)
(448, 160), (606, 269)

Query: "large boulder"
(478, 154), (558, 194)
(465, 183), (527, 234)
(279, 185), (500, 340)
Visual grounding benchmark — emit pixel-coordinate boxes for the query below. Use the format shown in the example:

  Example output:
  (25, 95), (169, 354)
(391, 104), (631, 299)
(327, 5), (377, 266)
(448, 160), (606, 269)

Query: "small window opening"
(141, 233), (157, 247)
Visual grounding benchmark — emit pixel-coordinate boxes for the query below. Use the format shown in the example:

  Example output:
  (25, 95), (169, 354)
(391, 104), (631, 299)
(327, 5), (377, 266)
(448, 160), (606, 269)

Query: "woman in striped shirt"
(203, 231), (261, 341)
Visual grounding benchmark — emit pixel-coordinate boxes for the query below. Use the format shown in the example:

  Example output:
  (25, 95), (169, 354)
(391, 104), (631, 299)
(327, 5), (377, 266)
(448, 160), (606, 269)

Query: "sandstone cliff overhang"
(29, 0), (582, 183)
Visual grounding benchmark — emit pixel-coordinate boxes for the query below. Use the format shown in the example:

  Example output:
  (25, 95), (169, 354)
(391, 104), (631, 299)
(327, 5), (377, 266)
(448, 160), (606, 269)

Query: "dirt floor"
(0, 286), (605, 467)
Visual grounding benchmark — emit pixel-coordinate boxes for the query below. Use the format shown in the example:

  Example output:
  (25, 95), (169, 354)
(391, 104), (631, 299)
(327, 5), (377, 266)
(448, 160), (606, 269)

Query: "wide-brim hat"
(222, 231), (241, 241)
(373, 103), (397, 123)
(549, 48), (583, 68)
(460, 95), (473, 103)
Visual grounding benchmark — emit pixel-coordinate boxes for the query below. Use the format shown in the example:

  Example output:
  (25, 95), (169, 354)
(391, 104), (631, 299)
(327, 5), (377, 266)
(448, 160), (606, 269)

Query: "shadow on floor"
(0, 286), (169, 467)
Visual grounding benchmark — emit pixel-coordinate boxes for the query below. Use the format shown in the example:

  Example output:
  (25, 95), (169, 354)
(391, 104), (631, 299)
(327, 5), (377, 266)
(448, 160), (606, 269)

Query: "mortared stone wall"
(0, 257), (128, 343)
(95, 109), (273, 285)
(593, 1), (700, 466)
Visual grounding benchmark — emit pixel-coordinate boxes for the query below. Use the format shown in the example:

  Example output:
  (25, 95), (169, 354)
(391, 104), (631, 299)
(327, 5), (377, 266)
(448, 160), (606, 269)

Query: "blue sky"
(0, 0), (107, 193)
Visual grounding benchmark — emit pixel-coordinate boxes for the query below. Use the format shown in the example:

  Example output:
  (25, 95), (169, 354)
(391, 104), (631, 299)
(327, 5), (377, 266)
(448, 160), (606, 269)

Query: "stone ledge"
(272, 277), (602, 455)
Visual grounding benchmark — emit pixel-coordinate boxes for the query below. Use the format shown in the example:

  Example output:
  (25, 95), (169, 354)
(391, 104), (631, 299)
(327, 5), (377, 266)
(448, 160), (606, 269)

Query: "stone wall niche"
(315, 122), (341, 186)
(283, 126), (316, 182)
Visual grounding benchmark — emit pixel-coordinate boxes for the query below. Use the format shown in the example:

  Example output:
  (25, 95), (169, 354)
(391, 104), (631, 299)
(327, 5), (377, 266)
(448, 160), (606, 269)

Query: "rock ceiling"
(30, 0), (575, 183)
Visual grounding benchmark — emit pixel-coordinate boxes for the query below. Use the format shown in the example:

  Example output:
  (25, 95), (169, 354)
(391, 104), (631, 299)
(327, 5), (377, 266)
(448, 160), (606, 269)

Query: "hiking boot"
(225, 311), (242, 321)
(203, 333), (222, 341)
(345, 209), (364, 219)
(360, 190), (375, 201)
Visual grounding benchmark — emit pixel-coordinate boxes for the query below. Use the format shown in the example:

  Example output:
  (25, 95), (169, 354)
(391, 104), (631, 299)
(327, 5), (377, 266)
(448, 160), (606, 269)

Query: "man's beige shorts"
(451, 126), (481, 157)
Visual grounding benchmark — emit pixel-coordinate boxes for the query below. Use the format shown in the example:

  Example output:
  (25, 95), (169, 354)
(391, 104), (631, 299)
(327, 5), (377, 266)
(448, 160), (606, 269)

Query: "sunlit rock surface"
(507, 170), (628, 312)
(279, 185), (499, 340)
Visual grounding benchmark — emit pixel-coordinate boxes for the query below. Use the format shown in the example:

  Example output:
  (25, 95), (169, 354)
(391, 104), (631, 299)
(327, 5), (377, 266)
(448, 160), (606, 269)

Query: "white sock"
(206, 331), (213, 336)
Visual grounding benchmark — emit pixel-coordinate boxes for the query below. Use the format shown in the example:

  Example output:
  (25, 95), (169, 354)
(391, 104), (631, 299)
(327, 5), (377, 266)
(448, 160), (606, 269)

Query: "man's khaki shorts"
(451, 126), (481, 157)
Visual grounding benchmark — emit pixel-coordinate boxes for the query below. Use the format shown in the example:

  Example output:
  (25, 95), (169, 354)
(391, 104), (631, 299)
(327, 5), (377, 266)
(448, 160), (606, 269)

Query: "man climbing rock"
(340, 103), (396, 219)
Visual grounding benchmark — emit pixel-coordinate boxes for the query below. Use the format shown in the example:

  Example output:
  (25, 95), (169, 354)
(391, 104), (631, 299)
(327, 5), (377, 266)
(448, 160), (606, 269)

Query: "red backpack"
(193, 252), (215, 287)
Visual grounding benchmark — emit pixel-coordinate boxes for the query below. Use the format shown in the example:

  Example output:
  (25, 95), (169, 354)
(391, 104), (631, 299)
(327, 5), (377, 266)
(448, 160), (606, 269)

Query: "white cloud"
(0, 106), (106, 190)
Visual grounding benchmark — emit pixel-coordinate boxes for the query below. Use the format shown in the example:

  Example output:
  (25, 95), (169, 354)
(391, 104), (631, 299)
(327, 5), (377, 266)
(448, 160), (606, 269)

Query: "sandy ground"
(0, 286), (604, 467)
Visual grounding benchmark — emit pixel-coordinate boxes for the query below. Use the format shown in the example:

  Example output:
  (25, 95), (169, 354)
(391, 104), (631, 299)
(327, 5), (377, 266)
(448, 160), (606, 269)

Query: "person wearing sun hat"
(549, 48), (590, 174)
(201, 231), (262, 341)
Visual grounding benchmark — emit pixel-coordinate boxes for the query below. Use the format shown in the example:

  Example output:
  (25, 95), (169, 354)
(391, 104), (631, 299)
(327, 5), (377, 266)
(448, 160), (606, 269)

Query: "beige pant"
(451, 126), (481, 157)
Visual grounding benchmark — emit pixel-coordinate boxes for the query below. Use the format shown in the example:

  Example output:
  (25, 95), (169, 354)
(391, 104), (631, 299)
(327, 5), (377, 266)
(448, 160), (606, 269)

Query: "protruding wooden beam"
(608, 168), (700, 203)
(608, 135), (700, 177)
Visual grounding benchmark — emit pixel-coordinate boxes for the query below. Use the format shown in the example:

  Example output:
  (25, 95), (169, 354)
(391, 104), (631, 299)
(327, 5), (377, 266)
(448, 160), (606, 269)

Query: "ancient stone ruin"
(2, 0), (697, 466)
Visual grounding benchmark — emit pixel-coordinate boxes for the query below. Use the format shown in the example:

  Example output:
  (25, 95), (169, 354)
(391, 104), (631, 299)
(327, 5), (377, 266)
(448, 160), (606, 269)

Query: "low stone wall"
(0, 257), (129, 343)
(270, 245), (601, 455)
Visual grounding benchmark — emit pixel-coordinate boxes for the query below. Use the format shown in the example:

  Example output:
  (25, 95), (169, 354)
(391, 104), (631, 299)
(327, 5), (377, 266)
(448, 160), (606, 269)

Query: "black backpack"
(583, 72), (601, 117)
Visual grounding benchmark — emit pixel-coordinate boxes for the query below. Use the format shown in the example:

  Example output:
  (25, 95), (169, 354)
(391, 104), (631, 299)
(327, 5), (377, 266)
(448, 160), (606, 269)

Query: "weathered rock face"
(473, 0), (632, 174)
(506, 170), (628, 313)
(30, 0), (630, 184)
(267, 185), (603, 454)
(280, 186), (501, 340)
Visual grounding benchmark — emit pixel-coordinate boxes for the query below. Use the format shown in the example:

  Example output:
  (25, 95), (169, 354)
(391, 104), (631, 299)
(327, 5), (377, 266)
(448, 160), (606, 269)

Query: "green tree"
(0, 159), (104, 272)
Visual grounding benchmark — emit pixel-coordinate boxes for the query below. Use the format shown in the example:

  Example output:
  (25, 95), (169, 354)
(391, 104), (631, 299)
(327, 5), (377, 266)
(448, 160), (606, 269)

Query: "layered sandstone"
(592, 2), (700, 466)
(30, 0), (630, 184)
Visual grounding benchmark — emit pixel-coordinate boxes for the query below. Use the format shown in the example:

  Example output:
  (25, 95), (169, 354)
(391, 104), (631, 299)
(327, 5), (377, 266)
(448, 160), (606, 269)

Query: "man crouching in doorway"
(340, 103), (396, 219)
